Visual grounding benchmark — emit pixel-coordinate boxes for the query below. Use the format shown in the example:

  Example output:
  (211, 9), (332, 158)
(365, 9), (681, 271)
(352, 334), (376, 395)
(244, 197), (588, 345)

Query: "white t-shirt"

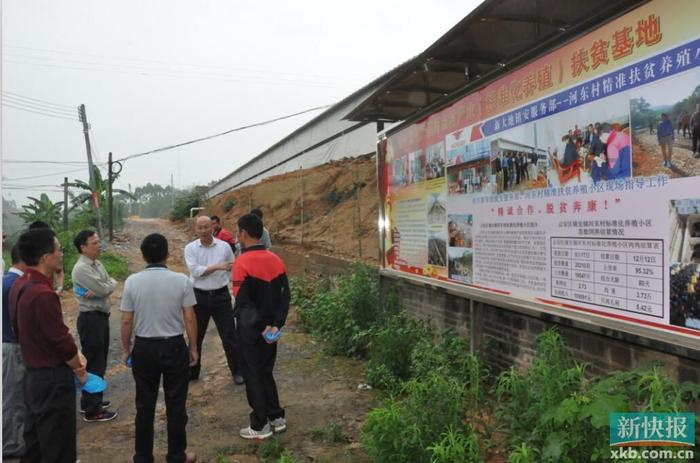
(120, 266), (196, 338)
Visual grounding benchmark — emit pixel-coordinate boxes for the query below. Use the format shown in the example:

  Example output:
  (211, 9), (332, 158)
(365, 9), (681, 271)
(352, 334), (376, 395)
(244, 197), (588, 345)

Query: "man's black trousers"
(77, 311), (109, 416)
(132, 335), (189, 463)
(21, 364), (76, 463)
(190, 288), (242, 379)
(240, 339), (284, 431)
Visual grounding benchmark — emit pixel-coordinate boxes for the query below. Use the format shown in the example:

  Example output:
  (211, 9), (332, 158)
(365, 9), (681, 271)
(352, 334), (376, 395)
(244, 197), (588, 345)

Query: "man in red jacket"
(10, 228), (87, 463)
(232, 213), (290, 440)
(211, 215), (236, 251)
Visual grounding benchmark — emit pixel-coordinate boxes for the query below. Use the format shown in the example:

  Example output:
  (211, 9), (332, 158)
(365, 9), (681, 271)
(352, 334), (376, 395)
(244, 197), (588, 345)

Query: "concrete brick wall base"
(383, 276), (700, 385)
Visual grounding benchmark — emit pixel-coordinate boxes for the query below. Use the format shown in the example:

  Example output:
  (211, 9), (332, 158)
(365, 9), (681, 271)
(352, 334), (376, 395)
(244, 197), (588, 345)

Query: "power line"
(1, 97), (79, 117)
(3, 166), (91, 181)
(2, 159), (93, 165)
(117, 103), (333, 162)
(4, 59), (355, 90)
(1, 90), (76, 111)
(4, 44), (366, 82)
(2, 101), (80, 121)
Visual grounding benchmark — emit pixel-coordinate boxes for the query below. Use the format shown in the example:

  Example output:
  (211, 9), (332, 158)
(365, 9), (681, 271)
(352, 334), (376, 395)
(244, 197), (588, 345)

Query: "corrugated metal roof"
(346, 0), (647, 123)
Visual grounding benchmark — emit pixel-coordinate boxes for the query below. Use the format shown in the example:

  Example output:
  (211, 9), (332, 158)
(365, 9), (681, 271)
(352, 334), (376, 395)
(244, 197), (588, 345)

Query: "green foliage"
(411, 330), (488, 405)
(366, 314), (430, 389)
(496, 329), (700, 462)
(223, 198), (237, 213)
(291, 211), (311, 226)
(276, 450), (301, 463)
(16, 194), (64, 230)
(292, 263), (401, 358)
(362, 374), (467, 463)
(327, 421), (345, 443)
(170, 190), (201, 221)
(428, 427), (483, 463)
(257, 436), (285, 462)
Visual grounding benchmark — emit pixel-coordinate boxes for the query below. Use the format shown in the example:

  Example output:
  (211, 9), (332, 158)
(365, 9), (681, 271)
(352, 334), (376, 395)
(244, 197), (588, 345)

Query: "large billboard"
(379, 0), (700, 340)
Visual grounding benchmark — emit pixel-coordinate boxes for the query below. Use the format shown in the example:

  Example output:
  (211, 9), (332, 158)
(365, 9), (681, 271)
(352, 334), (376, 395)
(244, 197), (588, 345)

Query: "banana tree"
(15, 193), (64, 229)
(68, 165), (134, 210)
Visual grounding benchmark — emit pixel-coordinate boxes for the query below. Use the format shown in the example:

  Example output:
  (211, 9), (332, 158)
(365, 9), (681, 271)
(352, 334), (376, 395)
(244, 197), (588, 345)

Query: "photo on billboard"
(409, 150), (426, 184)
(426, 141), (446, 180)
(539, 92), (631, 187)
(427, 193), (447, 225)
(448, 213), (473, 248)
(448, 247), (473, 283)
(669, 198), (700, 331)
(629, 68), (700, 178)
(392, 157), (408, 188)
(427, 231), (447, 267)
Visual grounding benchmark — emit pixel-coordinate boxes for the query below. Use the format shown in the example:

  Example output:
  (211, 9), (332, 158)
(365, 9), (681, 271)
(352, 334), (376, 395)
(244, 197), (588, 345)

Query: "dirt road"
(632, 129), (700, 177)
(68, 218), (374, 462)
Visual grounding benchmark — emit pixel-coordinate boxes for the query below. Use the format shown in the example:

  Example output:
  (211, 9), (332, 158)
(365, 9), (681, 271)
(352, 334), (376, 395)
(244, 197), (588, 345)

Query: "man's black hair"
(211, 215), (220, 223)
(17, 229), (57, 266)
(73, 230), (96, 254)
(140, 233), (168, 264)
(237, 213), (263, 240)
(28, 220), (50, 230)
(10, 244), (21, 265)
(250, 208), (263, 219)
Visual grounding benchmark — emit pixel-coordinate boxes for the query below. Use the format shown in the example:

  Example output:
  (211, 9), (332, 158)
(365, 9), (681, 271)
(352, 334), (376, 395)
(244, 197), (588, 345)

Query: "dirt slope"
(206, 154), (379, 263)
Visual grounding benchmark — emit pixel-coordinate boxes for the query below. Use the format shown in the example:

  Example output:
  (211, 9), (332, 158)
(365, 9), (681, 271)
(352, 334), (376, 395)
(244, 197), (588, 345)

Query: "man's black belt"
(135, 334), (184, 341)
(193, 286), (228, 296)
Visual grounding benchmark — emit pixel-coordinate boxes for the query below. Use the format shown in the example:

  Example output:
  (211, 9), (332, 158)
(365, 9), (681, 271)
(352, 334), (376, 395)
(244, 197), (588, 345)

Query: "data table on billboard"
(551, 237), (664, 318)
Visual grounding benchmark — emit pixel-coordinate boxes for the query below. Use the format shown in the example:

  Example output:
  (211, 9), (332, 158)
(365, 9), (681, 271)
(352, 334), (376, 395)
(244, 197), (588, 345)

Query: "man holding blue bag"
(120, 233), (198, 463)
(10, 228), (88, 462)
(232, 214), (290, 440)
(71, 230), (118, 422)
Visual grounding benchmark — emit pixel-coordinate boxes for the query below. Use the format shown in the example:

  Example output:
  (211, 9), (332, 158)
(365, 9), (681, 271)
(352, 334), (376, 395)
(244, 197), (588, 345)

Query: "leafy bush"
(366, 314), (430, 389)
(276, 450), (300, 463)
(428, 427), (483, 463)
(411, 330), (488, 405)
(293, 263), (401, 358)
(223, 198), (237, 213)
(257, 436), (285, 462)
(362, 374), (468, 463)
(496, 328), (700, 462)
(170, 190), (201, 221)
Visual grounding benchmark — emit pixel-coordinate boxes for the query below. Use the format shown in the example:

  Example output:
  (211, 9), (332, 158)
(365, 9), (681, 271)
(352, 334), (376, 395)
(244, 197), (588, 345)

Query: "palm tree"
(68, 166), (134, 210)
(15, 194), (64, 229)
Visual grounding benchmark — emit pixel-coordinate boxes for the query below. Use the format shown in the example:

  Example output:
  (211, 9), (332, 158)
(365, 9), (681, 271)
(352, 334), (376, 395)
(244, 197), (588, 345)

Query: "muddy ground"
(59, 218), (375, 462)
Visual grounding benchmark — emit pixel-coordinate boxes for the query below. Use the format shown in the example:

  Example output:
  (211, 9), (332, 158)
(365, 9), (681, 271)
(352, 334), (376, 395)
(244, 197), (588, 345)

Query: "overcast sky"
(1, 0), (480, 206)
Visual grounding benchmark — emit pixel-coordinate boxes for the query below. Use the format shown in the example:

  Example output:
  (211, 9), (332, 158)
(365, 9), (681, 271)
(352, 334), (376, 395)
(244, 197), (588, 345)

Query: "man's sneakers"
(239, 423), (273, 440)
(270, 417), (286, 433)
(79, 400), (112, 415)
(83, 410), (118, 423)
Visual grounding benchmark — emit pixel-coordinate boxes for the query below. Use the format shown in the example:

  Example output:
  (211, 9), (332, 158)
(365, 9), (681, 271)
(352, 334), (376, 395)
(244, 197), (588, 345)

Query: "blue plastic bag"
(74, 373), (108, 394)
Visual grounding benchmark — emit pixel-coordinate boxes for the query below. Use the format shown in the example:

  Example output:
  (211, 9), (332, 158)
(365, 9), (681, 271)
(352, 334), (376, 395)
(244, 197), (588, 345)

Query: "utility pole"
(128, 183), (133, 216)
(354, 169), (362, 257)
(63, 177), (69, 230)
(79, 104), (103, 239)
(107, 152), (122, 242)
(170, 173), (175, 209)
(108, 152), (113, 241)
(299, 167), (304, 246)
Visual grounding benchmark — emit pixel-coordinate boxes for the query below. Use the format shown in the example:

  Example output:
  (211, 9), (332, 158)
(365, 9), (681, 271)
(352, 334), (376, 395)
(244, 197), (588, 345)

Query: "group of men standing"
(2, 210), (289, 462)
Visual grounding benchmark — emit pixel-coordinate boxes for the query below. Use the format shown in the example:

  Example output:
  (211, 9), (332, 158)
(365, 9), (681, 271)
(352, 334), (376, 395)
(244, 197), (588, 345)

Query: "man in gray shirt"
(121, 233), (198, 463)
(250, 208), (271, 250)
(71, 230), (118, 422)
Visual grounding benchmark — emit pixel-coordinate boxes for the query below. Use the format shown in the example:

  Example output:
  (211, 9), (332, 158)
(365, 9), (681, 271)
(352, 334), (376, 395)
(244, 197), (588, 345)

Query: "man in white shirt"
(184, 216), (244, 384)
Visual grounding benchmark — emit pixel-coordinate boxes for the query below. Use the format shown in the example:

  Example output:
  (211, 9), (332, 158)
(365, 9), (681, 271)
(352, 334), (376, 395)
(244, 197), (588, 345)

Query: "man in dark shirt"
(232, 214), (290, 440)
(10, 228), (87, 463)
